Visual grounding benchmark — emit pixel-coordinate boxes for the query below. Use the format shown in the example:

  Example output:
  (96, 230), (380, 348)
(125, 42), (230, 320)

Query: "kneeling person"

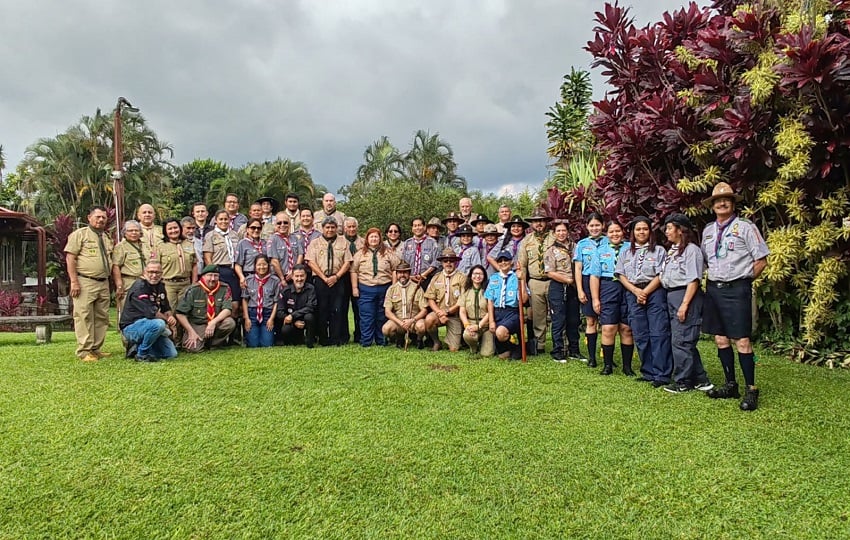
(175, 264), (237, 352)
(278, 264), (318, 346)
(486, 251), (528, 359)
(423, 248), (466, 351)
(383, 261), (427, 348)
(119, 261), (178, 362)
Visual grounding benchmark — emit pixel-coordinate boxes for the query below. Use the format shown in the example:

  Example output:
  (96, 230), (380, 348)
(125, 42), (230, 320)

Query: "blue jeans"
(122, 318), (177, 359)
(246, 308), (275, 348)
(357, 283), (390, 346)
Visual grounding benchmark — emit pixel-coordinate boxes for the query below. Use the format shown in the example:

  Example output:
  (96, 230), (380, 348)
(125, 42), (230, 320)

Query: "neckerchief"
(90, 227), (110, 276)
(299, 228), (314, 253)
(127, 240), (147, 268)
(399, 281), (411, 318)
(535, 232), (547, 267)
(346, 235), (358, 255)
(443, 271), (455, 307)
(215, 227), (234, 261)
(326, 236), (336, 275)
(472, 286), (482, 322)
(198, 278), (221, 322)
(413, 237), (425, 274)
(662, 244), (680, 273)
(714, 214), (737, 258)
(498, 272), (511, 308)
(228, 214), (238, 231)
(370, 248), (379, 277)
(171, 239), (185, 274)
(255, 273), (270, 323)
(632, 243), (648, 277)
(276, 233), (292, 274)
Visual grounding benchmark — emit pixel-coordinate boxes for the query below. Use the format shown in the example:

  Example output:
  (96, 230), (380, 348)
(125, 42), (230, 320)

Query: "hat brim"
(437, 255), (460, 262)
(526, 216), (553, 222)
(702, 193), (743, 208)
(506, 221), (530, 229)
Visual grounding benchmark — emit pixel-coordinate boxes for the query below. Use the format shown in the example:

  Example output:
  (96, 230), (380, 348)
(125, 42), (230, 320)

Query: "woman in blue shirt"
(573, 212), (608, 367)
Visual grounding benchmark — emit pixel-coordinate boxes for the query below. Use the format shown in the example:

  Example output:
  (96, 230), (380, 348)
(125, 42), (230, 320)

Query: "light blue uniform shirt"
(573, 236), (609, 275)
(588, 241), (630, 279)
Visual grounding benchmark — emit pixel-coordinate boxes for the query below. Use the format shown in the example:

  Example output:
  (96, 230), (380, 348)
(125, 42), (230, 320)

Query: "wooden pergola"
(0, 206), (48, 299)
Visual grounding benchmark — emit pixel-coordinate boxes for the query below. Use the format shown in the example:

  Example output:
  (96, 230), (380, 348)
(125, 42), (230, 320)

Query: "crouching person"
(382, 261), (427, 348)
(120, 261), (178, 362)
(278, 264), (317, 347)
(486, 250), (528, 360)
(175, 264), (236, 352)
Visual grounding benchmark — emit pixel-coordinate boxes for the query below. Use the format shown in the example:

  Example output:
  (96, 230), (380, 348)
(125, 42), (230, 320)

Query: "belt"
(217, 264), (232, 269)
(600, 276), (615, 281)
(529, 276), (549, 281)
(632, 282), (651, 288)
(665, 285), (686, 292)
(707, 279), (749, 289)
(164, 277), (189, 283)
(78, 274), (107, 282)
(121, 274), (138, 279)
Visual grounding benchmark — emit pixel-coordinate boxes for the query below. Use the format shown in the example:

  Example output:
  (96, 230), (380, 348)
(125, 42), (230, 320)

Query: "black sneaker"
(125, 342), (138, 359)
(740, 387), (759, 411)
(663, 383), (693, 394)
(707, 382), (740, 399)
(551, 353), (567, 363)
(694, 381), (715, 392)
(651, 380), (667, 388)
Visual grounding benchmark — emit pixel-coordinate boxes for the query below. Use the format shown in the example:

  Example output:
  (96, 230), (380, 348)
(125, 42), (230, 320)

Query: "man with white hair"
(313, 192), (346, 227)
(459, 197), (477, 224)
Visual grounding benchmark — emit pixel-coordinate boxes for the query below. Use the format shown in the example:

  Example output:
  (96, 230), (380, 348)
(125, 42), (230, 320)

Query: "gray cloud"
(0, 0), (685, 195)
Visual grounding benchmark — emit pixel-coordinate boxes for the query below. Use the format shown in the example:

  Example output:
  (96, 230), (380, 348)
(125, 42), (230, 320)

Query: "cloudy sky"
(1, 0), (686, 196)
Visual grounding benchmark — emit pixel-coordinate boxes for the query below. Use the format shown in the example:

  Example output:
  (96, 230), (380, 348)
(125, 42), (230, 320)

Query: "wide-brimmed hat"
(256, 196), (279, 214)
(482, 224), (501, 237)
(456, 224), (475, 236)
(442, 212), (464, 225)
(702, 182), (743, 208)
(470, 214), (493, 226)
(426, 217), (445, 232)
(396, 261), (412, 273)
(437, 247), (460, 261)
(504, 215), (530, 229)
(525, 210), (553, 222)
(664, 213), (694, 230)
(200, 264), (220, 276)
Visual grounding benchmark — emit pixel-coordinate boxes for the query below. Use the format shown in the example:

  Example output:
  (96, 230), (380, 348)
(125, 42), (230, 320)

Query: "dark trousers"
(342, 273), (359, 344)
(314, 277), (348, 346)
(627, 287), (672, 382)
(667, 288), (709, 386)
(279, 313), (316, 346)
(357, 283), (390, 346)
(548, 281), (581, 355)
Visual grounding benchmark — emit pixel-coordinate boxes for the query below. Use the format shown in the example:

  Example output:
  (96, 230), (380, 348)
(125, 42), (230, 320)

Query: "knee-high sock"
(586, 333), (598, 363)
(621, 343), (634, 371)
(738, 352), (755, 387)
(718, 347), (736, 383)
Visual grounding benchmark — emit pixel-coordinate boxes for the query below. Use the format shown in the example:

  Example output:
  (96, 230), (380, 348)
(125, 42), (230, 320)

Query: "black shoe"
(551, 352), (567, 363)
(707, 382), (739, 399)
(663, 383), (693, 394)
(136, 355), (156, 363)
(623, 368), (636, 377)
(587, 359), (597, 368)
(740, 387), (759, 411)
(651, 380), (667, 388)
(125, 342), (138, 359)
(635, 376), (652, 383)
(600, 364), (613, 376)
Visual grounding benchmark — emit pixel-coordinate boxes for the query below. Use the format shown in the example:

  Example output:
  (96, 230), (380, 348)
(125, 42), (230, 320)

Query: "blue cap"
(495, 250), (513, 261)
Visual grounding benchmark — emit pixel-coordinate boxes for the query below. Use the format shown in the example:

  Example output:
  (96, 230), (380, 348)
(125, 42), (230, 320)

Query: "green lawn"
(1, 330), (848, 539)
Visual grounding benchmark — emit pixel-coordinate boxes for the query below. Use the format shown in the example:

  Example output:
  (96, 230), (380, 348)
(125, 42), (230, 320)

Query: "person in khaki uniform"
(423, 248), (466, 352)
(136, 203), (163, 259)
(305, 217), (353, 346)
(382, 261), (427, 347)
(175, 265), (236, 352)
(517, 211), (555, 355)
(459, 264), (495, 356)
(112, 220), (147, 313)
(65, 206), (113, 362)
(158, 217), (198, 311)
(351, 227), (401, 347)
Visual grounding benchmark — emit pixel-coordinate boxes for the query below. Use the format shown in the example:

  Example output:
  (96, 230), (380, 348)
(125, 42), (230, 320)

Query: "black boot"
(740, 387), (759, 411)
(707, 381), (740, 399)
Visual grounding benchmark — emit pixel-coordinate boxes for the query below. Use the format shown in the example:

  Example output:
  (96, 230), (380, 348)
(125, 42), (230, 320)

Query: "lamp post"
(112, 97), (138, 242)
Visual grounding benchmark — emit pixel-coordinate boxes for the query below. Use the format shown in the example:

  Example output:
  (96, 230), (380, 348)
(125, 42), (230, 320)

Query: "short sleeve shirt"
(112, 240), (146, 278)
(384, 281), (424, 319)
(615, 244), (665, 284)
(242, 274), (282, 310)
(588, 242), (630, 279)
(518, 232), (555, 279)
(660, 243), (704, 289)
(573, 236), (609, 274)
(544, 242), (574, 280)
(234, 238), (269, 274)
(65, 227), (113, 279)
(352, 249), (400, 286)
(158, 240), (196, 279)
(203, 229), (240, 265)
(176, 282), (233, 325)
(305, 235), (353, 276)
(701, 217), (770, 282)
(460, 287), (488, 323)
(423, 270), (466, 310)
(266, 234), (301, 275)
(402, 236), (440, 274)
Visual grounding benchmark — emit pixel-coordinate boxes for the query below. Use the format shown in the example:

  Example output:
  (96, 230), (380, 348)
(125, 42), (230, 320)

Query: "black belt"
(78, 274), (107, 282)
(600, 276), (615, 281)
(633, 282), (651, 288)
(217, 264), (232, 269)
(164, 277), (189, 283)
(707, 279), (749, 289)
(529, 276), (549, 281)
(666, 285), (686, 292)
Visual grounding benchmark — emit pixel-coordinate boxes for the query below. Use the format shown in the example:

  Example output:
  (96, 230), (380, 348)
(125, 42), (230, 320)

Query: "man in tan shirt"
(517, 211), (555, 355)
(423, 248), (466, 352)
(383, 261), (427, 348)
(305, 217), (353, 346)
(65, 206), (113, 362)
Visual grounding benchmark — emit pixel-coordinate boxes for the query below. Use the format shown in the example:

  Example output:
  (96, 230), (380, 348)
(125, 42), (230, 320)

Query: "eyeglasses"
(147, 271), (162, 275)
(388, 230), (400, 234)
(277, 221), (289, 225)
(248, 226), (262, 230)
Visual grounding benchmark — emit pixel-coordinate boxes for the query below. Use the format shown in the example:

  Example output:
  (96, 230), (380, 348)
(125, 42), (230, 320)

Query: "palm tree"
(354, 136), (405, 187)
(207, 159), (326, 210)
(404, 130), (466, 190)
(545, 68), (594, 169)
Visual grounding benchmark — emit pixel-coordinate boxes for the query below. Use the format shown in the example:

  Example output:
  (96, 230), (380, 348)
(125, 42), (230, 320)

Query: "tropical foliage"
(17, 108), (174, 221)
(171, 159), (230, 216)
(578, 0), (850, 363)
(206, 159), (326, 212)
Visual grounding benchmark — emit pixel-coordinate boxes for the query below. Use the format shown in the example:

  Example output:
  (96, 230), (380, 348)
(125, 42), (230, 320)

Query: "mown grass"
(1, 330), (849, 539)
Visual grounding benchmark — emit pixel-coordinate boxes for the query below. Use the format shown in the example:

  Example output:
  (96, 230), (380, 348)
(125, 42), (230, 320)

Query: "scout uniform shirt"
(351, 248), (401, 286)
(423, 270), (466, 310)
(543, 241), (575, 280)
(660, 243), (704, 290)
(484, 270), (524, 308)
(293, 228), (322, 259)
(112, 239), (147, 281)
(234, 237), (269, 274)
(266, 234), (301, 276)
(455, 242), (482, 275)
(203, 228), (240, 265)
(176, 281), (233, 326)
(574, 235), (609, 274)
(518, 231), (555, 279)
(384, 281), (424, 319)
(140, 224), (163, 258)
(305, 235), (353, 277)
(313, 209), (346, 227)
(402, 235), (440, 275)
(588, 241), (631, 279)
(242, 274), (282, 314)
(701, 216), (770, 282)
(615, 244), (666, 285)
(159, 240), (196, 281)
(460, 287), (488, 323)
(66, 226), (113, 280)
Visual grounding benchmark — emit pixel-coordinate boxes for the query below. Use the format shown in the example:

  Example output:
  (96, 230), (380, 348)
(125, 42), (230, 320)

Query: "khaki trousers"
(164, 280), (191, 313)
(182, 318), (236, 352)
(73, 277), (111, 357)
(116, 276), (137, 314)
(463, 328), (495, 356)
(528, 278), (550, 347)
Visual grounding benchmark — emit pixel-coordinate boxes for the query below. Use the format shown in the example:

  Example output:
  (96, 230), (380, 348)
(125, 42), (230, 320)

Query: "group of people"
(66, 185), (768, 411)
